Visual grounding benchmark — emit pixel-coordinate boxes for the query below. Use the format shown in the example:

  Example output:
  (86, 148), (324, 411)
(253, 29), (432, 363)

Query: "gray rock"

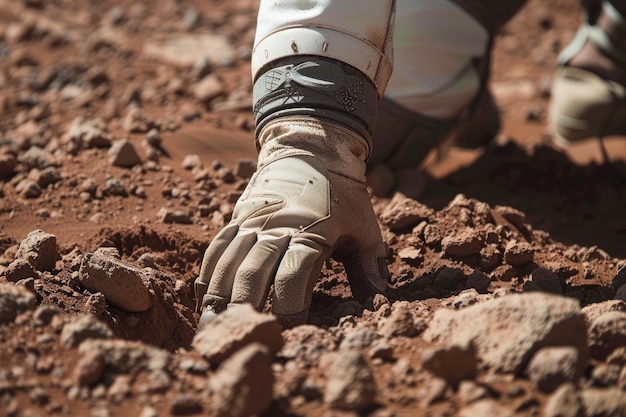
(33, 166), (62, 188)
(108, 139), (141, 168)
(102, 177), (128, 197)
(61, 314), (113, 347)
(19, 146), (56, 170)
(78, 252), (153, 313)
(423, 292), (587, 374)
(526, 346), (581, 393)
(78, 339), (171, 374)
(588, 311), (626, 360)
(192, 303), (283, 365)
(324, 349), (377, 410)
(67, 117), (112, 148)
(209, 343), (274, 417)
(339, 326), (381, 350)
(122, 108), (157, 133)
(0, 283), (36, 324)
(544, 383), (584, 417)
(16, 230), (60, 271)
(279, 324), (336, 364)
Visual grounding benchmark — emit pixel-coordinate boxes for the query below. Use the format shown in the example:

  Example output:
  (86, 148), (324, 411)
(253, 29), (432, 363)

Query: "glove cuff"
(253, 56), (378, 156)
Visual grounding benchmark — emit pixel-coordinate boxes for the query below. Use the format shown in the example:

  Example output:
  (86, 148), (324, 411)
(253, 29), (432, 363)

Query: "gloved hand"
(194, 117), (390, 328)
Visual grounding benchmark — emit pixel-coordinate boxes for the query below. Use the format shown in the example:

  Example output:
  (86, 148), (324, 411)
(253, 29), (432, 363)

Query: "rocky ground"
(1, 0), (626, 416)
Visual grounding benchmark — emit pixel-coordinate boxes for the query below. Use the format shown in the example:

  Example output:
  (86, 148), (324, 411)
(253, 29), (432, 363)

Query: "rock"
(590, 363), (621, 387)
(324, 349), (377, 410)
(67, 117), (112, 148)
(83, 292), (107, 316)
(441, 228), (483, 257)
(78, 252), (153, 313)
(78, 339), (171, 374)
(234, 157), (256, 179)
(372, 293), (390, 311)
(16, 230), (60, 271)
(61, 314), (113, 347)
(504, 241), (534, 266)
(457, 381), (490, 404)
(339, 326), (381, 350)
(452, 288), (482, 309)
(0, 283), (36, 324)
(380, 194), (434, 231)
(479, 245), (501, 270)
(209, 343), (274, 417)
(422, 340), (478, 384)
(0, 154), (16, 179)
(369, 339), (394, 361)
(19, 146), (56, 170)
(379, 302), (417, 338)
(15, 179), (42, 198)
(182, 154), (202, 170)
(581, 388), (626, 417)
(582, 300), (626, 326)
(157, 208), (192, 224)
(423, 292), (587, 374)
(73, 350), (106, 387)
(32, 304), (64, 326)
(108, 139), (142, 168)
(279, 325), (337, 364)
(544, 383), (584, 417)
(4, 258), (39, 282)
(102, 177), (128, 197)
(123, 108), (157, 133)
(587, 311), (626, 360)
(493, 205), (526, 229)
(143, 34), (235, 68)
(528, 267), (563, 295)
(33, 166), (62, 188)
(194, 75), (225, 104)
(192, 303), (283, 365)
(526, 346), (581, 393)
(170, 395), (203, 415)
(458, 399), (513, 417)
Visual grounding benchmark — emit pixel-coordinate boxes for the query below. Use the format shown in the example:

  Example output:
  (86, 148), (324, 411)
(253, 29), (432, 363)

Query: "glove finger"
(343, 240), (389, 303)
(271, 237), (326, 327)
(206, 231), (257, 301)
(194, 224), (238, 312)
(230, 233), (291, 310)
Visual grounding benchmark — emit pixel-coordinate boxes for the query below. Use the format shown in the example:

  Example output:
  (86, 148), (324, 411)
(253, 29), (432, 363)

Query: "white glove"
(194, 117), (389, 328)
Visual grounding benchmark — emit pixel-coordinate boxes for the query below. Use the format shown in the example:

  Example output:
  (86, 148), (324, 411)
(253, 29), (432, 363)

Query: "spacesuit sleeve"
(252, 0), (395, 98)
